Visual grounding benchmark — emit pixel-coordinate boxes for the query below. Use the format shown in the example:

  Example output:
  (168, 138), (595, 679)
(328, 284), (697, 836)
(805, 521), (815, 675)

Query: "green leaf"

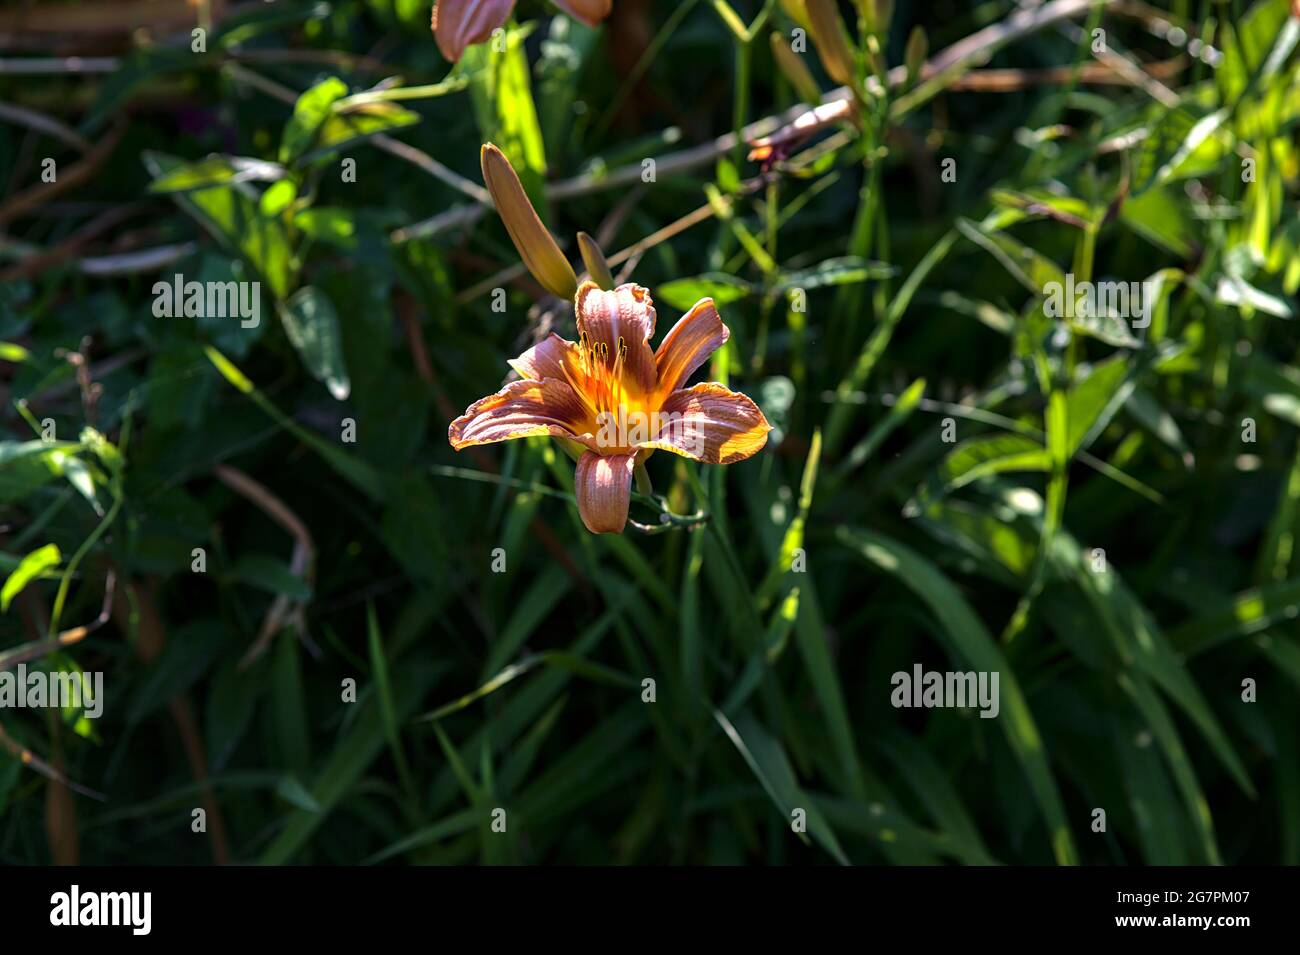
(294, 208), (358, 249)
(462, 25), (548, 211)
(772, 257), (896, 293)
(144, 151), (297, 299)
(838, 526), (1080, 865)
(275, 775), (321, 812)
(278, 77), (418, 166)
(147, 155), (285, 194)
(368, 603), (415, 797)
(204, 347), (384, 500)
(482, 563), (573, 677)
(756, 428), (820, 606)
(1, 543), (60, 612)
(713, 709), (850, 865)
(878, 730), (999, 865)
(1132, 108), (1229, 196)
(279, 286), (350, 400)
(1215, 274), (1296, 319)
(127, 622), (226, 726)
(655, 274), (754, 311)
(1047, 530), (1256, 797)
(1121, 185), (1200, 259)
(1109, 705), (1190, 864)
(1064, 356), (1132, 457)
(258, 656), (449, 861)
(1117, 673), (1221, 864)
(1217, 0), (1297, 102)
(834, 377), (927, 479)
(956, 217), (1066, 293)
(205, 659), (261, 770)
(1169, 575), (1300, 657)
(909, 435), (1051, 513)
(272, 630), (310, 774)
(280, 77), (349, 163)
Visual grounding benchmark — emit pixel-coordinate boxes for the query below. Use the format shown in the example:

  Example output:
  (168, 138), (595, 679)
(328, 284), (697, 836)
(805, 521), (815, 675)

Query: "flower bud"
(770, 31), (822, 105)
(553, 0), (613, 28)
(779, 0), (811, 32)
(805, 0), (856, 88)
(431, 0), (516, 64)
(904, 25), (928, 87)
(577, 232), (616, 290)
(481, 143), (578, 301)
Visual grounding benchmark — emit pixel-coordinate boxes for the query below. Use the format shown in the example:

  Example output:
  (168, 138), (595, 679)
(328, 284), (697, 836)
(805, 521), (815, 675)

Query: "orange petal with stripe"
(508, 333), (583, 382)
(639, 383), (771, 464)
(448, 377), (595, 450)
(654, 298), (729, 397)
(574, 450), (636, 534)
(575, 282), (658, 396)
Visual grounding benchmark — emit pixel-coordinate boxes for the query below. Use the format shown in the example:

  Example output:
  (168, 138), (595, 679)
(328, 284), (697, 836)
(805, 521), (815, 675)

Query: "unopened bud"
(904, 26), (928, 87)
(779, 0), (811, 31)
(865, 0), (893, 36)
(554, 0), (613, 27)
(481, 143), (578, 301)
(770, 31), (822, 105)
(577, 232), (616, 290)
(805, 0), (856, 88)
(431, 0), (514, 63)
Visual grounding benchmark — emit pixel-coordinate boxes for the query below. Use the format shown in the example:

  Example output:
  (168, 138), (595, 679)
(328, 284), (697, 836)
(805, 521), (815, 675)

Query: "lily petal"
(654, 298), (729, 396)
(508, 332), (583, 382)
(640, 383), (772, 464)
(432, 0), (516, 63)
(574, 450), (636, 534)
(449, 377), (595, 450)
(553, 0), (613, 27)
(575, 282), (658, 395)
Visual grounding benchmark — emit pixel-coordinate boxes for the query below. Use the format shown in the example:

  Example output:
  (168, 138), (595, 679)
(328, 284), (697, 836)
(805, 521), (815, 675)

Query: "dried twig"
(0, 570), (115, 673)
(0, 101), (92, 151)
(212, 464), (315, 669)
(0, 202), (146, 282)
(0, 116), (126, 228)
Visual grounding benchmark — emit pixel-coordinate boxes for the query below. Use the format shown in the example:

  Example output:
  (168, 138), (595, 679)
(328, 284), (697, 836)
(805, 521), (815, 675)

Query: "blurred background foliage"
(1, 0), (1299, 864)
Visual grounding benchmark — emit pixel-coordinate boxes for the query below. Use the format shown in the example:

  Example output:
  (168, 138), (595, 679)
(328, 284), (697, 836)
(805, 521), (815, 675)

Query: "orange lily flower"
(448, 283), (771, 534)
(432, 0), (614, 63)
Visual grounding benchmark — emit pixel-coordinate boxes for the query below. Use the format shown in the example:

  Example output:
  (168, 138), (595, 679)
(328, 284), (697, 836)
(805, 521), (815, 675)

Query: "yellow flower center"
(561, 330), (655, 452)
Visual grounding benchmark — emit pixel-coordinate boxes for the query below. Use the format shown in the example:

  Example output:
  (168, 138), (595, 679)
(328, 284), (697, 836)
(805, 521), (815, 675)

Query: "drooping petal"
(432, 0), (516, 63)
(553, 0), (613, 27)
(507, 332), (583, 382)
(574, 450), (636, 534)
(574, 282), (658, 396)
(654, 298), (729, 396)
(639, 383), (772, 464)
(449, 377), (595, 450)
